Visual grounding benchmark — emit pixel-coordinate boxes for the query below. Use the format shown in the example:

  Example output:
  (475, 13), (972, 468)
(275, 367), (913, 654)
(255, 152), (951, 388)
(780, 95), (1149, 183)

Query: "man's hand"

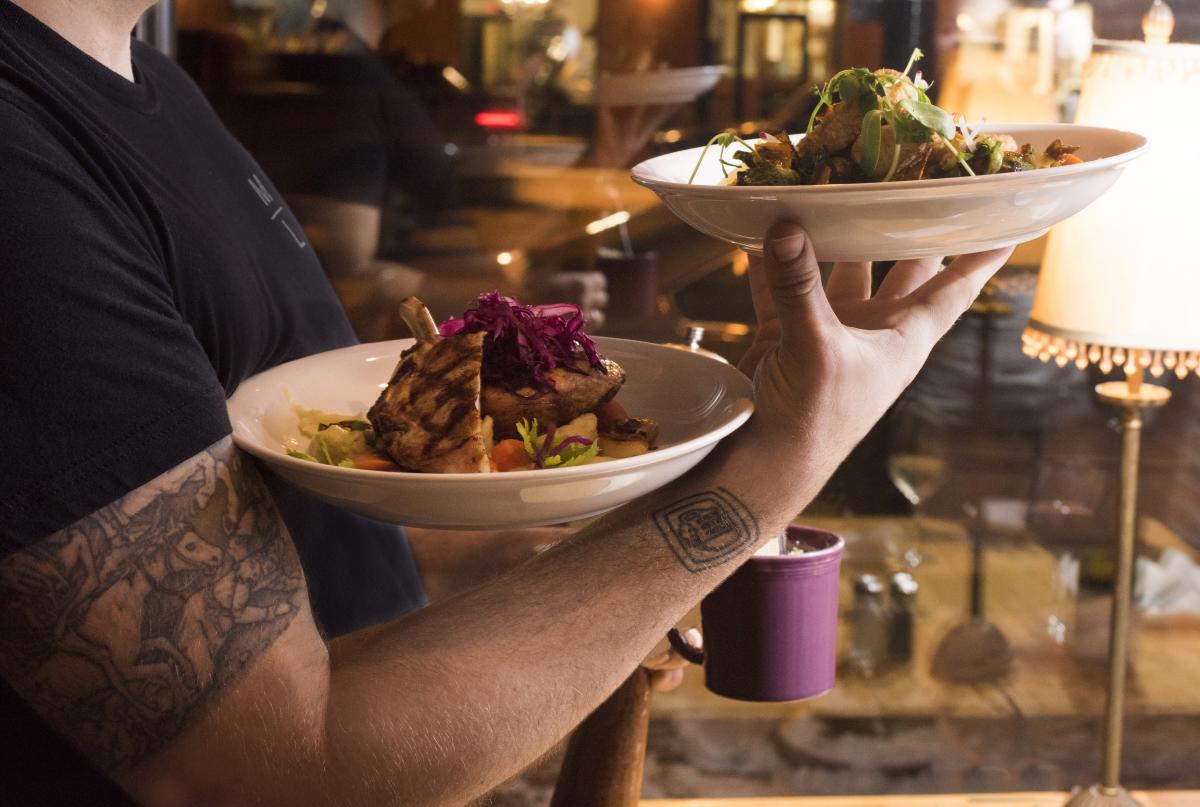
(737, 223), (1014, 478)
(640, 628), (700, 692)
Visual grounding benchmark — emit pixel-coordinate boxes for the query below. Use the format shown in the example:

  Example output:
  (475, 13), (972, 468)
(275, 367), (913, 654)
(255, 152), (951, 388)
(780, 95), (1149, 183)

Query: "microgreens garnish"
(813, 49), (977, 181)
(900, 47), (924, 79)
(687, 131), (755, 184)
(690, 49), (984, 185)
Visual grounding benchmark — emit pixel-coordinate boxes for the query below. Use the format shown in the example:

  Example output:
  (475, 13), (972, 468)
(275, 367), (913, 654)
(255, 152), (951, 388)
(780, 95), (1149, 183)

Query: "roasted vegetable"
(599, 417), (660, 459)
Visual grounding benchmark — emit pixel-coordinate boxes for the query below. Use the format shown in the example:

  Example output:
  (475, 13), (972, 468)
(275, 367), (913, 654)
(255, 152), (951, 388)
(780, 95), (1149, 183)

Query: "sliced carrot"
(491, 439), (532, 472)
(594, 399), (629, 431)
(352, 450), (402, 472)
(1060, 153), (1082, 165)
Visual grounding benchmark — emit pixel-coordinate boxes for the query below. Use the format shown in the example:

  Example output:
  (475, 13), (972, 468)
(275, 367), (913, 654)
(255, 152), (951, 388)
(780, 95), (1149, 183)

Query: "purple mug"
(668, 526), (844, 702)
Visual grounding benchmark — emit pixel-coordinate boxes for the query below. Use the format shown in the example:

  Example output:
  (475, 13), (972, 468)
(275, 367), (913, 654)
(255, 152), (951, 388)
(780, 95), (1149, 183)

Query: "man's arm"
(0, 435), (795, 806)
(0, 440), (321, 775)
(0, 225), (1013, 806)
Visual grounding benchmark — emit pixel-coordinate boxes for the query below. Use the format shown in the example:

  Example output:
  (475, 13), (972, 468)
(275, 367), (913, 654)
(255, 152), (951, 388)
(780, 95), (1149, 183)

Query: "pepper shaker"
(888, 572), (919, 665)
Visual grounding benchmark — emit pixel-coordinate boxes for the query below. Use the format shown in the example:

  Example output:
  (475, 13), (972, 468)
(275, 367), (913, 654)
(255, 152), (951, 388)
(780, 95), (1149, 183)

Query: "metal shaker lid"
(890, 572), (919, 599)
(854, 574), (884, 597)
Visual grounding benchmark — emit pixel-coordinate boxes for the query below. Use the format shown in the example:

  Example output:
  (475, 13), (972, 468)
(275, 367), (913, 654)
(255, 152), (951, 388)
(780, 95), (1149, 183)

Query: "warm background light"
(1022, 42), (1200, 378)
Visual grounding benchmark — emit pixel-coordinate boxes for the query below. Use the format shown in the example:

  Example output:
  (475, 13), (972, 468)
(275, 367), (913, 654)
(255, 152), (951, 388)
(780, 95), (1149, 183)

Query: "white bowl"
(593, 66), (727, 106)
(631, 123), (1147, 261)
(228, 337), (754, 529)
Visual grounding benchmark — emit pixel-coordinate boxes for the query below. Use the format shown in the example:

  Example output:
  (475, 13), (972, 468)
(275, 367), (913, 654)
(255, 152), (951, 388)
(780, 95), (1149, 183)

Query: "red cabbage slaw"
(439, 292), (605, 392)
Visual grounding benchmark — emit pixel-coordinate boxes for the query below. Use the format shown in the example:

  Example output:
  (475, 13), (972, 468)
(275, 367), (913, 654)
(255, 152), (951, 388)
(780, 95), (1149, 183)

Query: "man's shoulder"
(0, 80), (59, 142)
(0, 87), (108, 215)
(0, 74), (111, 186)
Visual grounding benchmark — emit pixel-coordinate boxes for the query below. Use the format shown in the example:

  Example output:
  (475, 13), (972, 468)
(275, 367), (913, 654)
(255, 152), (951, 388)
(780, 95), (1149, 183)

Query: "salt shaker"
(849, 574), (888, 676)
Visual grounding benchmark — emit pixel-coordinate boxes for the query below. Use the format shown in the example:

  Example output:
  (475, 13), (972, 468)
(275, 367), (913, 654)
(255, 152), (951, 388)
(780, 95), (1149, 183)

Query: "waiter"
(0, 0), (1012, 804)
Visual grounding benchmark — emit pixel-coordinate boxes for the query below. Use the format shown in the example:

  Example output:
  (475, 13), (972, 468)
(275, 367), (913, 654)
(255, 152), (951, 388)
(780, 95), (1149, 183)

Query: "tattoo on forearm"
(0, 438), (305, 772)
(652, 487), (759, 573)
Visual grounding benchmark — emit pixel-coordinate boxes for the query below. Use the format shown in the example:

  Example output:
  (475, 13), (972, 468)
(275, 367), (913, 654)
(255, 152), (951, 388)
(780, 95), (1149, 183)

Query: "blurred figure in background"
(177, 0), (607, 336)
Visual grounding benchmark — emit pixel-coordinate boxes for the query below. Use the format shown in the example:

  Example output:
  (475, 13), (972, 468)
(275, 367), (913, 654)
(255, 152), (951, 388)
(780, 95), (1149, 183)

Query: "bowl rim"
(228, 336), (756, 483)
(598, 64), (728, 80)
(631, 122), (1149, 194)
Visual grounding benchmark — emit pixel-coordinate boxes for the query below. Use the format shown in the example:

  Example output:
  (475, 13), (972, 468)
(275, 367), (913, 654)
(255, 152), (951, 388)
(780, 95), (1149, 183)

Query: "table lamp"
(1020, 5), (1200, 806)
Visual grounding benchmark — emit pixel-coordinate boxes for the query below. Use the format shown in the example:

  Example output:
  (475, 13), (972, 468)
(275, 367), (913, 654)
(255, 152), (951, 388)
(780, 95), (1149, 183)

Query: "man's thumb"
(762, 222), (833, 337)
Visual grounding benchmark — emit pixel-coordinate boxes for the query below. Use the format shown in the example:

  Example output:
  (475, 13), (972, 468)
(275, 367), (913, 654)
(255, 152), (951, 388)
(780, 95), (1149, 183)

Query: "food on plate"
(288, 294), (658, 473)
(481, 358), (625, 440)
(288, 413), (398, 470)
(516, 413), (600, 468)
(689, 49), (1082, 187)
(367, 330), (492, 473)
(439, 293), (626, 437)
(598, 416), (661, 459)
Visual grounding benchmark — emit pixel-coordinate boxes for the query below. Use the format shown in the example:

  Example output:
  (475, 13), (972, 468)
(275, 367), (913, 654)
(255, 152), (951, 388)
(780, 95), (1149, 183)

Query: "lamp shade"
(1023, 43), (1200, 379)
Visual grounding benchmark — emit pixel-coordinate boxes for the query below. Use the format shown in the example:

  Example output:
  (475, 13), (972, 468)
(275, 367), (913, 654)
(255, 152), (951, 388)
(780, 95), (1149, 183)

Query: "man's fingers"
(761, 222), (837, 343)
(643, 628), (701, 671)
(826, 261), (872, 303)
(897, 246), (1014, 338)
(648, 667), (685, 693)
(876, 256), (944, 300)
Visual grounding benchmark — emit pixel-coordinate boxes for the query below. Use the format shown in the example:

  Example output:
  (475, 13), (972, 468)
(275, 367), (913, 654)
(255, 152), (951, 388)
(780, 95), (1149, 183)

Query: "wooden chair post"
(550, 669), (653, 807)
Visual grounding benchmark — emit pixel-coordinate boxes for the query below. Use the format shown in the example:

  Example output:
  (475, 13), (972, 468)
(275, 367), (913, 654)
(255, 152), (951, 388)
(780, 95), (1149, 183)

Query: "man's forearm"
(318, 421), (838, 807)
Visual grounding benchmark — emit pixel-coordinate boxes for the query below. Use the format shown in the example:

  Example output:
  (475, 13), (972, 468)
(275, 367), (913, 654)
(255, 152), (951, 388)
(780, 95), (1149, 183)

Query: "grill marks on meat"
(483, 356), (626, 438)
(368, 332), (490, 473)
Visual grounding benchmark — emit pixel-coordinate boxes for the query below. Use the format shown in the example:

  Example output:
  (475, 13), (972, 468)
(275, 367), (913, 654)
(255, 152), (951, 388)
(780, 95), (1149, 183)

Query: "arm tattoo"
(0, 437), (305, 772)
(652, 487), (759, 573)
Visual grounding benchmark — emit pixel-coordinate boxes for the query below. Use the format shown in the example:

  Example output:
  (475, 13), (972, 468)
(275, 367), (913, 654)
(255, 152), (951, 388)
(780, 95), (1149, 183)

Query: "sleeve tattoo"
(0, 437), (306, 772)
(652, 487), (760, 572)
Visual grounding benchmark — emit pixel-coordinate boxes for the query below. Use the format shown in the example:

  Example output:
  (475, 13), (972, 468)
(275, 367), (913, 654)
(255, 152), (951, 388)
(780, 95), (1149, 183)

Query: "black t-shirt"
(0, 1), (425, 801)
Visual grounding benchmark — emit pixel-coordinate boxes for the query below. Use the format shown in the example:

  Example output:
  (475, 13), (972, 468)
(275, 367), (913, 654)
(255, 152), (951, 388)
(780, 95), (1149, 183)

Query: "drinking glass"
(1027, 460), (1107, 648)
(886, 406), (949, 569)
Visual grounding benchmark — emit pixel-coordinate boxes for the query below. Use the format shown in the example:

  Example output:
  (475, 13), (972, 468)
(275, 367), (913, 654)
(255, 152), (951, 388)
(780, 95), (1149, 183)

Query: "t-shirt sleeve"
(0, 101), (232, 555)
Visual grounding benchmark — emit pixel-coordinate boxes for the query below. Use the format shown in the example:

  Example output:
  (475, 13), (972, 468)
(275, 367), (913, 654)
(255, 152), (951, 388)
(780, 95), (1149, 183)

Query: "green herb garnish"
(857, 109), (883, 176)
(695, 48), (985, 185)
(687, 131), (755, 184)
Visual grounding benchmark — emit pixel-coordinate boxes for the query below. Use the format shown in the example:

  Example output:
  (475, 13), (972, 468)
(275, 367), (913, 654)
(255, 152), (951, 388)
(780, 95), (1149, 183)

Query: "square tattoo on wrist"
(653, 488), (759, 573)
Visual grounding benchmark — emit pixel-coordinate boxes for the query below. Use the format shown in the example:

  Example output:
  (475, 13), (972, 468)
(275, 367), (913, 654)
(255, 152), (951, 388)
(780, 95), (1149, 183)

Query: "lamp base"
(1064, 784), (1142, 807)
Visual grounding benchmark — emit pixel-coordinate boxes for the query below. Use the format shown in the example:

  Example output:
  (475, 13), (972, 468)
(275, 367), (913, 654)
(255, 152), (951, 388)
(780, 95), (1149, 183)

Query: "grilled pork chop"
(483, 356), (625, 438)
(368, 331), (490, 473)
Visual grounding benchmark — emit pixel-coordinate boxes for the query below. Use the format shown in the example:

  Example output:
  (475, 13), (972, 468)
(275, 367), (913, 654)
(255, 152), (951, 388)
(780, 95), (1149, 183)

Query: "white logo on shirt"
(247, 174), (307, 248)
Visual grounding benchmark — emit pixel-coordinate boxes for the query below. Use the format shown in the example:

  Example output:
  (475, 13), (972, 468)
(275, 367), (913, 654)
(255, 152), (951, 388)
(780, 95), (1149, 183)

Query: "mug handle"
(666, 627), (705, 665)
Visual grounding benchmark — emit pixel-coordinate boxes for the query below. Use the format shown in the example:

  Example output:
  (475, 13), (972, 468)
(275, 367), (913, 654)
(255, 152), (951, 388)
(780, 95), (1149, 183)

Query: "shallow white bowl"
(593, 66), (727, 106)
(631, 123), (1147, 261)
(228, 337), (754, 529)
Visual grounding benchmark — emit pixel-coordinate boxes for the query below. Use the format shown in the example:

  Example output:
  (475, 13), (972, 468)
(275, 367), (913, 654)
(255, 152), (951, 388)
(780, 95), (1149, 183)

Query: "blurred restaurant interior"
(162, 0), (1199, 803)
